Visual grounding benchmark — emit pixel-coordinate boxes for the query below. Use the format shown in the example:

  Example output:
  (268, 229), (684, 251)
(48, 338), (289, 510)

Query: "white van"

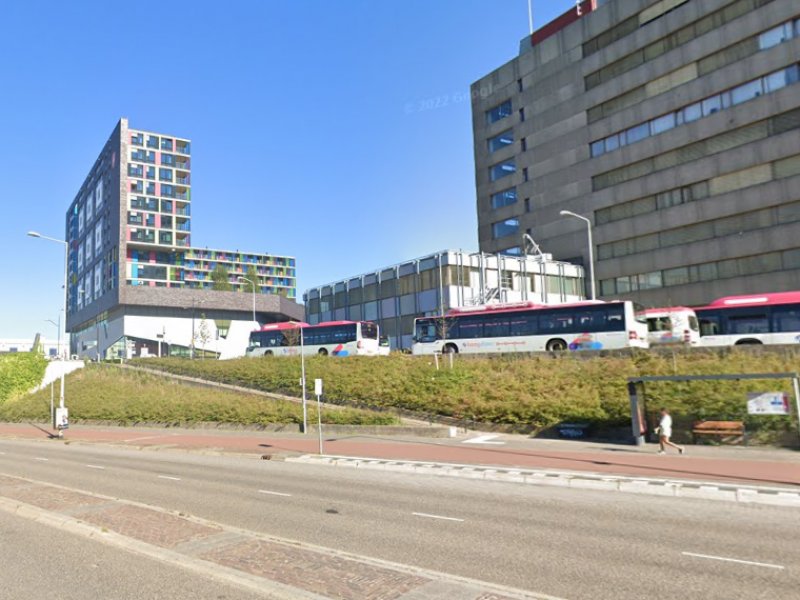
(644, 307), (700, 346)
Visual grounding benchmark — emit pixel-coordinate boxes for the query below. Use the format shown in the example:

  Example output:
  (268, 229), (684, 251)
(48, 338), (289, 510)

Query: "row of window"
(590, 63), (799, 158)
(598, 198), (800, 260)
(130, 133), (190, 155)
(596, 152), (800, 229)
(599, 249), (800, 296)
(76, 221), (104, 274)
(585, 0), (776, 90)
(128, 164), (184, 183)
(698, 306), (800, 336)
(593, 105), (800, 191)
(129, 180), (190, 199)
(130, 149), (191, 169)
(75, 178), (104, 239)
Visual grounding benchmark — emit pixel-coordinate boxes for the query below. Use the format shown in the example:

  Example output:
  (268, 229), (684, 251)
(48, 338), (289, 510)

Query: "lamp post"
(299, 322), (307, 433)
(28, 231), (68, 436)
(559, 210), (596, 301)
(236, 276), (257, 325)
(45, 315), (61, 360)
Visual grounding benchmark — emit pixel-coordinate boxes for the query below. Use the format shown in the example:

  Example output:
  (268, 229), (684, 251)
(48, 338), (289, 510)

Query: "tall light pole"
(45, 315), (61, 360)
(28, 231), (68, 436)
(299, 322), (307, 433)
(236, 276), (257, 325)
(558, 211), (596, 301)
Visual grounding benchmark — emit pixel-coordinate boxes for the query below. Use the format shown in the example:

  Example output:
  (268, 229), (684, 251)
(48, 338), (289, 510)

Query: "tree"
(196, 313), (211, 359)
(211, 265), (232, 291)
(243, 266), (259, 294)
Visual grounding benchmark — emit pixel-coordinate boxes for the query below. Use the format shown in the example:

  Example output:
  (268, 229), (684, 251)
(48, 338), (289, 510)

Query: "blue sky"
(0, 0), (577, 340)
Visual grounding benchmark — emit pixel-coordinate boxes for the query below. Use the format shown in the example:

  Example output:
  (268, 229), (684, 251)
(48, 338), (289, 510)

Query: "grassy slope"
(131, 350), (800, 441)
(0, 365), (397, 426)
(0, 353), (47, 403)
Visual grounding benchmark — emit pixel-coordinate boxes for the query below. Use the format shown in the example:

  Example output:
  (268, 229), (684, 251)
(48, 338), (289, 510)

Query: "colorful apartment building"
(65, 118), (301, 360)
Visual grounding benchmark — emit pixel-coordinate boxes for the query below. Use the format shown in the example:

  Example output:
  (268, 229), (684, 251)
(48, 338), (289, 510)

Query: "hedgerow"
(0, 353), (47, 403)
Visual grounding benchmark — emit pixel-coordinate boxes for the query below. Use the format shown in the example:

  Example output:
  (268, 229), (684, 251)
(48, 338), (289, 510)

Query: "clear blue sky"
(0, 0), (577, 340)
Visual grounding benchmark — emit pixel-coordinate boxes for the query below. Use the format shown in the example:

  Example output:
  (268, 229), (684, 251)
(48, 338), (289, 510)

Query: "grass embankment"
(132, 350), (800, 443)
(0, 365), (398, 426)
(0, 353), (47, 402)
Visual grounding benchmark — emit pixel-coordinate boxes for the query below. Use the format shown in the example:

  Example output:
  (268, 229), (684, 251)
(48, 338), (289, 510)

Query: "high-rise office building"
(472, 0), (800, 306)
(65, 118), (302, 359)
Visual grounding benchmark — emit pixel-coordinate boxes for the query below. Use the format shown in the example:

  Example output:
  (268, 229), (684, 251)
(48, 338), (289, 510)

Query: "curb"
(286, 454), (800, 508)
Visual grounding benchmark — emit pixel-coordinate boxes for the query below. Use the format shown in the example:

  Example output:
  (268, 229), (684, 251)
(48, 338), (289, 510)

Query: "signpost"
(315, 378), (323, 455)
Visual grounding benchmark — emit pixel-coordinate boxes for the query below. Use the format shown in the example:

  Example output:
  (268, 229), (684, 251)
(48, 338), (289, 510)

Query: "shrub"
(0, 353), (47, 403)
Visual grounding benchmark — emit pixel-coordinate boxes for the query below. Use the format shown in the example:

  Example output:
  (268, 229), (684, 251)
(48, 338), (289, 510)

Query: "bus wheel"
(735, 339), (763, 345)
(546, 339), (567, 352)
(264, 350), (273, 356)
(442, 343), (458, 354)
(318, 348), (328, 356)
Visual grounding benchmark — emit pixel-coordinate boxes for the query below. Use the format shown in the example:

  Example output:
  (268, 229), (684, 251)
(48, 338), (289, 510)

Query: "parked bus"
(695, 291), (800, 346)
(412, 300), (648, 355)
(643, 307), (700, 346)
(246, 321), (381, 357)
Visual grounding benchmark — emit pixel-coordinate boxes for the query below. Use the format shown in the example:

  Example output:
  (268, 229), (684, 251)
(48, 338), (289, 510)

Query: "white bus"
(412, 300), (648, 355)
(246, 321), (381, 357)
(696, 291), (800, 346)
(643, 307), (700, 346)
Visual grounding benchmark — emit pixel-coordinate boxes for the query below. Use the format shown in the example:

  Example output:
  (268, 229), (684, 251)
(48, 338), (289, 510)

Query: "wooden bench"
(692, 420), (746, 445)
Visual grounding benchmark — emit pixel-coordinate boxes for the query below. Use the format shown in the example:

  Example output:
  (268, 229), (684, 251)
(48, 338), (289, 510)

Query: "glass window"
(651, 113), (675, 134)
(146, 135), (159, 149)
(726, 313), (769, 334)
(663, 267), (689, 287)
(483, 317), (510, 338)
(501, 246), (522, 256)
(698, 312), (721, 336)
(490, 160), (516, 181)
(731, 79), (763, 105)
(490, 188), (517, 209)
(159, 168), (173, 182)
(758, 23), (791, 50)
(773, 307), (800, 332)
(590, 140), (605, 157)
(486, 100), (512, 124)
(682, 102), (702, 123)
(488, 130), (514, 153)
(492, 218), (519, 239)
(625, 122), (650, 144)
(605, 134), (620, 152)
(458, 316), (483, 339)
(764, 69), (788, 93)
(701, 95), (722, 116)
(161, 138), (174, 151)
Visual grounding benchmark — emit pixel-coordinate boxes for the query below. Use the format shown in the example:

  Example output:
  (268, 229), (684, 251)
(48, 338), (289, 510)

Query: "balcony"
(176, 141), (190, 155)
(176, 173), (190, 185)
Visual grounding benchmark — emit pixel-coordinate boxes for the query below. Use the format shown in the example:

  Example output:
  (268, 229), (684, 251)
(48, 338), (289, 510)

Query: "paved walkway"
(1, 422), (798, 488)
(0, 473), (548, 599)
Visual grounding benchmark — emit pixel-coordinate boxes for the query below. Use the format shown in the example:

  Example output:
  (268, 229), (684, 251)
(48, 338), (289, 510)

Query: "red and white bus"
(246, 321), (381, 357)
(411, 300), (648, 355)
(695, 291), (800, 346)
(643, 307), (700, 346)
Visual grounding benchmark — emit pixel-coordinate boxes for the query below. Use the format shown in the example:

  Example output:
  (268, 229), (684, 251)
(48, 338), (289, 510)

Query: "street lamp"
(45, 315), (61, 360)
(558, 211), (596, 301)
(236, 276), (257, 325)
(299, 322), (307, 433)
(28, 231), (69, 435)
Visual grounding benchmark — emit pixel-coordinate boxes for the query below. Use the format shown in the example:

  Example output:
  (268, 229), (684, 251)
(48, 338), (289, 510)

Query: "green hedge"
(0, 353), (47, 403)
(130, 349), (800, 442)
(0, 365), (397, 426)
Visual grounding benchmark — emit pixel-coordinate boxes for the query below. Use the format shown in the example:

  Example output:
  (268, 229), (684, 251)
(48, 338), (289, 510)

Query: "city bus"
(411, 300), (648, 355)
(245, 321), (381, 357)
(643, 307), (700, 346)
(695, 291), (800, 346)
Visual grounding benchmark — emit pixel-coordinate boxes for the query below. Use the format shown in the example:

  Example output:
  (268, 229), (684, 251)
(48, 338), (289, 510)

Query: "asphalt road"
(1, 438), (797, 600)
(0, 508), (265, 600)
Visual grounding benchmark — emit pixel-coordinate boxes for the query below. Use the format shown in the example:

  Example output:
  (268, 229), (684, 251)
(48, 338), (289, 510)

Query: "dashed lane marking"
(157, 475), (181, 481)
(412, 512), (465, 522)
(33, 457), (49, 462)
(85, 465), (106, 470)
(258, 490), (293, 497)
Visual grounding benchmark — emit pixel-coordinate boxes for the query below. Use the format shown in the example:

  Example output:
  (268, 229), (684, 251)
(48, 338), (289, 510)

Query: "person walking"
(657, 408), (685, 455)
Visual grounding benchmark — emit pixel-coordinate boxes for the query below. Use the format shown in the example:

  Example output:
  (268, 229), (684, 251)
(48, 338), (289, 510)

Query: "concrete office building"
(64, 118), (302, 359)
(472, 0), (800, 306)
(304, 249), (585, 349)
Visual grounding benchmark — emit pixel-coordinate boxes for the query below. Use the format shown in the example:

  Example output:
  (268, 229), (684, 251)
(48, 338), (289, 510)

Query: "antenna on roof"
(527, 0), (533, 34)
(522, 233), (543, 258)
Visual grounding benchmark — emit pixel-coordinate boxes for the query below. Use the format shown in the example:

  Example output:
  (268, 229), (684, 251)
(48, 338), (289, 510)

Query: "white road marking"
(123, 435), (165, 443)
(33, 457), (49, 462)
(258, 490), (293, 497)
(0, 451), (6, 455)
(682, 552), (785, 570)
(158, 475), (181, 481)
(412, 512), (465, 522)
(462, 434), (505, 445)
(85, 465), (106, 470)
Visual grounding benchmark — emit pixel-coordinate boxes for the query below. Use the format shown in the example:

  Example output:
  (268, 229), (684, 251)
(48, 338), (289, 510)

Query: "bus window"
(772, 308), (800, 332)
(415, 320), (438, 342)
(458, 316), (484, 339)
(361, 322), (378, 339)
(726, 313), (768, 334)
(699, 313), (721, 336)
(688, 316), (700, 332)
(647, 317), (671, 332)
(483, 317), (510, 338)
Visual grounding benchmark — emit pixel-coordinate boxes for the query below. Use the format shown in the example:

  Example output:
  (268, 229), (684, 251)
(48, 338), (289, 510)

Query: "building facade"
(304, 249), (585, 349)
(472, 0), (800, 307)
(64, 118), (302, 359)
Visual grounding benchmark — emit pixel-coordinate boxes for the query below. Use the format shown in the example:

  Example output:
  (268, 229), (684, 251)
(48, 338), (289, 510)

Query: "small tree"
(196, 313), (211, 358)
(243, 266), (259, 293)
(211, 265), (232, 291)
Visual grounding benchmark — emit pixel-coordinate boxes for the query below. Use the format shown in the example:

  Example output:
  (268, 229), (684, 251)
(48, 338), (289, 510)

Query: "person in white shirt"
(657, 408), (685, 455)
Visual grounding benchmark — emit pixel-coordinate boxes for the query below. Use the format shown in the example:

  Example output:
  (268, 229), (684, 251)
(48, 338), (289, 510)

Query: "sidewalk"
(0, 422), (798, 488)
(0, 473), (549, 600)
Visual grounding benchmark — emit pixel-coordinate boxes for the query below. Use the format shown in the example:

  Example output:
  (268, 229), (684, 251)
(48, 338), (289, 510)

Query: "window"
(94, 262), (103, 299)
(726, 313), (769, 334)
(759, 23), (791, 50)
(492, 218), (519, 239)
(682, 102), (702, 123)
(731, 79), (763, 105)
(77, 245), (84, 272)
(488, 130), (514, 153)
(522, 167), (529, 182)
(702, 95), (723, 116)
(501, 246), (522, 256)
(490, 188), (517, 209)
(489, 160), (516, 181)
(146, 136), (159, 149)
(625, 122), (650, 144)
(651, 113), (675, 135)
(159, 168), (173, 182)
(95, 222), (102, 250)
(146, 182), (155, 195)
(765, 69), (788, 93)
(518, 108), (525, 122)
(524, 198), (530, 212)
(162, 154), (175, 166)
(773, 308), (800, 332)
(131, 133), (143, 146)
(85, 236), (93, 260)
(161, 138), (173, 151)
(146, 166), (155, 180)
(486, 100), (512, 124)
(590, 140), (604, 157)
